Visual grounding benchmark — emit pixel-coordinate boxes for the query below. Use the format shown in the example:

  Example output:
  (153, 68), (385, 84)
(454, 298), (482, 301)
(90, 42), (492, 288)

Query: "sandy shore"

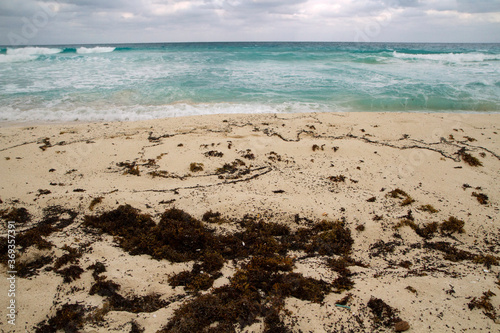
(0, 112), (499, 332)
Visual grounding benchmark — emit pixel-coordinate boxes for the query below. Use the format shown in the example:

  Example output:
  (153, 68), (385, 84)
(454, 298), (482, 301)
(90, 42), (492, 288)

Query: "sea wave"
(0, 54), (38, 63)
(6, 47), (63, 56)
(0, 102), (333, 123)
(393, 51), (500, 63)
(76, 46), (116, 54)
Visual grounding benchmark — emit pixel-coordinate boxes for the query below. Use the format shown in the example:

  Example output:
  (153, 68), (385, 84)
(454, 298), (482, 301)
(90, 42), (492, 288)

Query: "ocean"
(0, 42), (499, 123)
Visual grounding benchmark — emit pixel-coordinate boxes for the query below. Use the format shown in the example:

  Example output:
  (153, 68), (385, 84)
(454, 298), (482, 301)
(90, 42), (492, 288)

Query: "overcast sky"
(1, 0), (499, 45)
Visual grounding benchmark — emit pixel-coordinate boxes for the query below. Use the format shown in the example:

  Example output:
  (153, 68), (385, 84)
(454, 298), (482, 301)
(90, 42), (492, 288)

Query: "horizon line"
(2, 40), (500, 48)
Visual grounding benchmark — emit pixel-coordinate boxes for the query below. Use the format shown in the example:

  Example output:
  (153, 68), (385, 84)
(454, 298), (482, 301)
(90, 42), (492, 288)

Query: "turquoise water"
(0, 42), (499, 122)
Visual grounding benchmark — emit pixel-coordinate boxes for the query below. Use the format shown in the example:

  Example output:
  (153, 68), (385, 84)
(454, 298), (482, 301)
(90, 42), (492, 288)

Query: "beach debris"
(367, 297), (402, 328)
(0, 207), (31, 224)
(35, 303), (86, 333)
(419, 204), (439, 213)
(16, 255), (53, 278)
(159, 199), (176, 205)
(387, 189), (415, 206)
(204, 150), (224, 158)
(89, 197), (103, 211)
(117, 161), (140, 176)
(440, 216), (465, 235)
(472, 192), (489, 205)
(394, 320), (410, 332)
(355, 224), (365, 232)
(88, 261), (107, 279)
(189, 162), (204, 172)
(37, 189), (52, 196)
(329, 175), (346, 183)
(468, 290), (498, 322)
(458, 148), (483, 167)
(405, 286), (418, 295)
(39, 137), (52, 151)
(83, 205), (357, 332)
(216, 159), (249, 179)
(394, 219), (438, 239)
(240, 149), (255, 159)
(312, 144), (324, 151)
(89, 279), (121, 297)
(336, 293), (353, 307)
(424, 242), (474, 262)
(370, 240), (400, 258)
(473, 254), (499, 269)
(57, 265), (84, 283)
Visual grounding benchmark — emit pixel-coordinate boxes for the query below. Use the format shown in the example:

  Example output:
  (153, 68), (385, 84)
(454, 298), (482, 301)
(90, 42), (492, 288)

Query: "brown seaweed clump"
(419, 204), (439, 213)
(473, 255), (499, 269)
(189, 162), (204, 172)
(117, 161), (140, 176)
(424, 242), (474, 262)
(89, 197), (103, 211)
(0, 207), (31, 224)
(35, 303), (86, 333)
(472, 192), (489, 205)
(458, 148), (483, 167)
(204, 150), (224, 158)
(468, 290), (498, 322)
(329, 175), (346, 183)
(84, 206), (354, 332)
(367, 297), (402, 328)
(388, 189), (415, 206)
(0, 206), (78, 272)
(394, 219), (438, 239)
(16, 256), (54, 279)
(440, 216), (465, 235)
(162, 255), (330, 333)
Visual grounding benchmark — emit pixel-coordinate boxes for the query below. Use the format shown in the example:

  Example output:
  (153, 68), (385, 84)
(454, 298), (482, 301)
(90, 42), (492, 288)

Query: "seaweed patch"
(387, 189), (415, 206)
(83, 206), (355, 332)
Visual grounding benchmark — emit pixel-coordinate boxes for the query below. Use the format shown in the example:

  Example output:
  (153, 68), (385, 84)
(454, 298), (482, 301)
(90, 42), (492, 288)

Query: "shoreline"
(1, 111), (499, 332)
(1, 109), (500, 129)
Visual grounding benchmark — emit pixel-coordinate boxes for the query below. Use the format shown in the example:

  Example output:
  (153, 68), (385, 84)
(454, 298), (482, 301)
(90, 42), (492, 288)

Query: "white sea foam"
(0, 54), (38, 63)
(6, 47), (62, 56)
(76, 47), (116, 54)
(0, 102), (330, 123)
(393, 51), (500, 63)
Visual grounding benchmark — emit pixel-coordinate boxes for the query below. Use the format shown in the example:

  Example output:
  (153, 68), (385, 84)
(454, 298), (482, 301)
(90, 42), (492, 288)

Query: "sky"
(1, 0), (499, 45)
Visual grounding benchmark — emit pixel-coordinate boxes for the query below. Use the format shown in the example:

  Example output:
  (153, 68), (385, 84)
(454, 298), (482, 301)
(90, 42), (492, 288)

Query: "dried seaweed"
(424, 242), (474, 262)
(117, 161), (140, 176)
(468, 290), (498, 322)
(329, 175), (346, 183)
(388, 189), (415, 206)
(419, 204), (439, 213)
(89, 279), (121, 297)
(472, 192), (489, 205)
(0, 207), (31, 224)
(89, 197), (103, 211)
(17, 255), (53, 278)
(204, 150), (224, 158)
(367, 297), (401, 328)
(440, 216), (465, 235)
(84, 206), (355, 332)
(57, 265), (84, 283)
(35, 303), (86, 333)
(458, 148), (483, 167)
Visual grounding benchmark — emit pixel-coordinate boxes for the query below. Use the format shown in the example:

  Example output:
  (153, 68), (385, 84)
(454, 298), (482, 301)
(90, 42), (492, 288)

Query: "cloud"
(0, 0), (499, 44)
(457, 0), (500, 13)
